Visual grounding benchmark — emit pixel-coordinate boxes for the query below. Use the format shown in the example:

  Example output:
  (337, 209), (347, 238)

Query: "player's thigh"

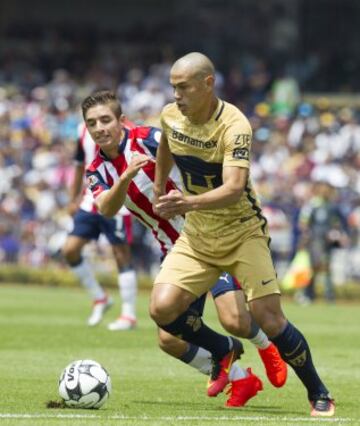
(154, 235), (221, 298)
(209, 273), (242, 299)
(229, 236), (280, 302)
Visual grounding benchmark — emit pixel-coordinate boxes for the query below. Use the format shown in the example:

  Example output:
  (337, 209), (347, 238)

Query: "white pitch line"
(0, 413), (353, 423)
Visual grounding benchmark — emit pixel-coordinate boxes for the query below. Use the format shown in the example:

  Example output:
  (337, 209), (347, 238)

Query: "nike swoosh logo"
(261, 279), (274, 285)
(284, 341), (302, 357)
(224, 351), (234, 374)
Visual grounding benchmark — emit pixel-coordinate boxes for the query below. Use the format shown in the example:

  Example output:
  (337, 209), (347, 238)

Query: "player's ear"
(204, 74), (215, 92)
(119, 114), (127, 126)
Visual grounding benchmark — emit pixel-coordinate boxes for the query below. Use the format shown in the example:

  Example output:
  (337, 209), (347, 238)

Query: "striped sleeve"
(85, 169), (110, 199)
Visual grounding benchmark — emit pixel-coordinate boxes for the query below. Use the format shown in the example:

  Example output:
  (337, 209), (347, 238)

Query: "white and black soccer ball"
(58, 360), (111, 409)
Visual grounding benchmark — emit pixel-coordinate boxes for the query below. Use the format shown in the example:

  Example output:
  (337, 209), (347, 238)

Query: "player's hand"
(152, 190), (163, 217)
(124, 153), (154, 180)
(155, 189), (190, 219)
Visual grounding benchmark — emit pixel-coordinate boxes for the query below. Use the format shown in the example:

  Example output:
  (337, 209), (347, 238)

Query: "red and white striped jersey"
(86, 126), (184, 255)
(75, 122), (131, 216)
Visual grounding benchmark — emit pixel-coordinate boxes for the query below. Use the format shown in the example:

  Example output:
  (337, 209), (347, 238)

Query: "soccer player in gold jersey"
(151, 52), (334, 417)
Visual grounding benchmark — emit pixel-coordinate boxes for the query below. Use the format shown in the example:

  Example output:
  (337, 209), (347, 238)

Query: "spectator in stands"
(297, 181), (350, 303)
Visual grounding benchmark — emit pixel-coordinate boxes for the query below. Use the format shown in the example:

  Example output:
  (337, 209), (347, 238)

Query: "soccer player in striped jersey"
(61, 122), (137, 330)
(84, 90), (287, 407)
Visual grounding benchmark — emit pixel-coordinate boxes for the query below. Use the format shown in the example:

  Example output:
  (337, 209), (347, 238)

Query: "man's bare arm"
(155, 166), (248, 218)
(68, 164), (85, 215)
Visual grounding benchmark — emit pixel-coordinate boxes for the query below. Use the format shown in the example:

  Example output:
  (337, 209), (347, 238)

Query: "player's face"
(170, 69), (212, 118)
(85, 104), (124, 150)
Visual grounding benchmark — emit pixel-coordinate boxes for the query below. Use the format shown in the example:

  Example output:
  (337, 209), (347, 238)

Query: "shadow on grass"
(221, 406), (305, 416)
(132, 400), (221, 411)
(132, 400), (303, 416)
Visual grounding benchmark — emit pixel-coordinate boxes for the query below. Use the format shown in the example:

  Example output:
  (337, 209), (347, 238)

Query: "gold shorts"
(154, 227), (280, 302)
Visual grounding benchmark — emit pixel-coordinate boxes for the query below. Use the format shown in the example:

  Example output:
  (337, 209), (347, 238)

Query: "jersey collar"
(213, 98), (225, 121)
(118, 128), (129, 154)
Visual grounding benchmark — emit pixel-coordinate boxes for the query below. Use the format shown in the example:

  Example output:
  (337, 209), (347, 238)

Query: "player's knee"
(149, 285), (192, 325)
(149, 296), (177, 325)
(249, 295), (286, 337)
(256, 312), (286, 338)
(115, 257), (131, 271)
(61, 244), (81, 265)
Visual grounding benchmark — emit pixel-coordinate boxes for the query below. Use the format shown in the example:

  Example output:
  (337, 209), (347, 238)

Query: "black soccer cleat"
(310, 393), (335, 417)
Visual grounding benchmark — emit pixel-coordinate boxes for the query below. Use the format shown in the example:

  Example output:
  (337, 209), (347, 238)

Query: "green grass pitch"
(0, 284), (358, 426)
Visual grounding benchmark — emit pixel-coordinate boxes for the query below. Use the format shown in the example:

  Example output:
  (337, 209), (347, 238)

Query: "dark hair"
(81, 90), (122, 120)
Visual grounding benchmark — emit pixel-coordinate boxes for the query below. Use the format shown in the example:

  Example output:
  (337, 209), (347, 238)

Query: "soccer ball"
(58, 360), (111, 408)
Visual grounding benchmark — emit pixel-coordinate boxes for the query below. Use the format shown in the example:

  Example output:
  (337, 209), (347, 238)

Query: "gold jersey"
(160, 99), (268, 237)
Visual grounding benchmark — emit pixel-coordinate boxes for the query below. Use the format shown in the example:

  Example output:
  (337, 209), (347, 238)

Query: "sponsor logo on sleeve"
(233, 133), (251, 147)
(87, 175), (99, 189)
(232, 147), (249, 160)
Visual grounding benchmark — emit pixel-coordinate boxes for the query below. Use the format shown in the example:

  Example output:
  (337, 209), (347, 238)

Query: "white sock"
(187, 347), (213, 376)
(229, 363), (249, 381)
(71, 259), (106, 301)
(118, 269), (137, 319)
(249, 328), (271, 350)
(184, 347), (248, 380)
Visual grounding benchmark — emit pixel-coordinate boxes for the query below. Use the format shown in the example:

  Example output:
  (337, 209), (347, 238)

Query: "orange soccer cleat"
(258, 343), (287, 388)
(207, 338), (244, 397)
(225, 368), (263, 408)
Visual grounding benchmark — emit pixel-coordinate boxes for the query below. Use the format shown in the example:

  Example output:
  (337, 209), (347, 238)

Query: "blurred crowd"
(1, 57), (360, 284)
